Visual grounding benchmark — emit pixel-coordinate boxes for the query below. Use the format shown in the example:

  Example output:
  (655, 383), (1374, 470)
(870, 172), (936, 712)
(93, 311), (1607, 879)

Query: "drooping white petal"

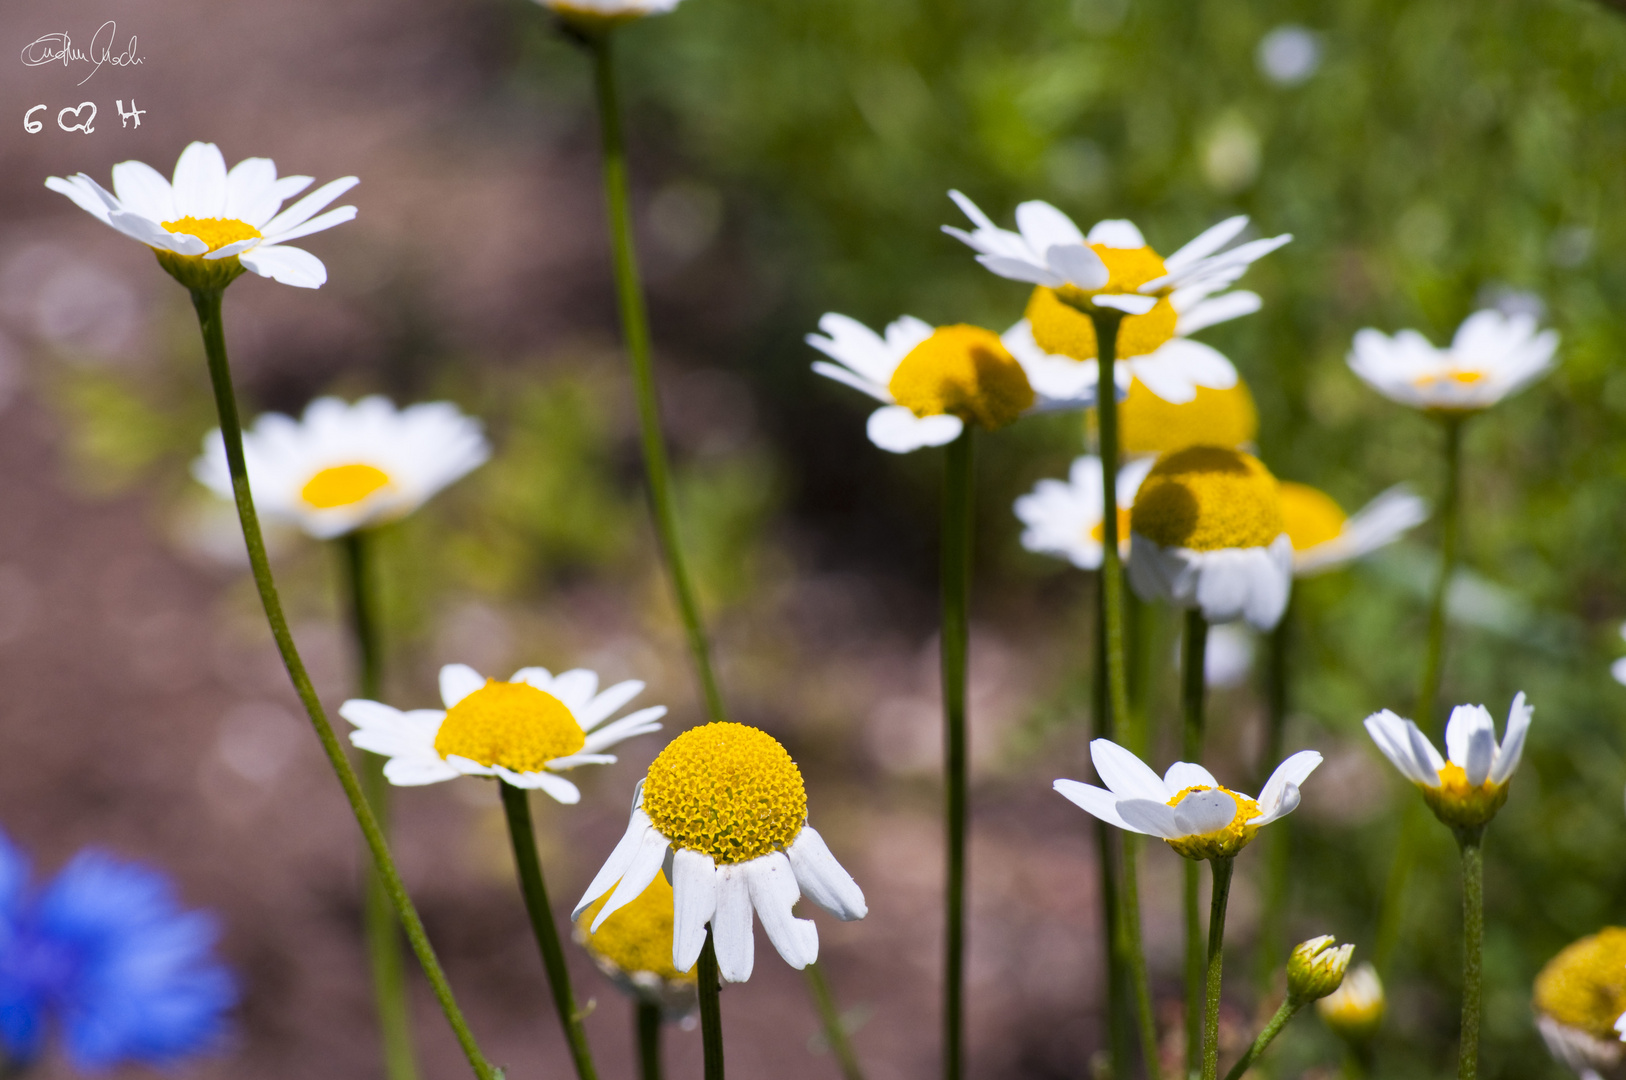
(785, 826), (867, 921)
(1171, 790), (1238, 836)
(45, 175), (116, 223)
(671, 848), (717, 973)
(813, 360), (893, 403)
(439, 664), (486, 708)
(1489, 691), (1533, 785)
(383, 757), (462, 785)
(495, 767), (582, 803)
(866, 406), (964, 453)
(1053, 780), (1137, 832)
(1255, 750), (1323, 819)
(712, 865), (755, 983)
(238, 244), (327, 288)
(590, 822), (670, 931)
(1090, 739), (1171, 802)
(1251, 783), (1302, 827)
(542, 753), (618, 770)
(110, 211), (206, 254)
(746, 852), (819, 969)
(573, 809), (659, 920)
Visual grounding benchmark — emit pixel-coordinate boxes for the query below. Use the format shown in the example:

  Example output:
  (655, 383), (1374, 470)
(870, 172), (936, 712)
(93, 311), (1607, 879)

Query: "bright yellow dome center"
(1278, 482), (1347, 552)
(1535, 928), (1626, 1038)
(1164, 785), (1262, 861)
(1027, 287), (1179, 364)
(1130, 446), (1284, 552)
(433, 680), (585, 773)
(301, 464), (393, 509)
(578, 872), (695, 985)
(162, 216), (262, 253)
(1115, 378), (1259, 455)
(887, 325), (1035, 431)
(1420, 761), (1509, 830)
(642, 722), (807, 865)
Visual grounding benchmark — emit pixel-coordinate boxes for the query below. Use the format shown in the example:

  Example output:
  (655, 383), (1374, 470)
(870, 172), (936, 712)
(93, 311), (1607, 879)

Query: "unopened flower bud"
(1287, 934), (1354, 1003)
(1317, 962), (1385, 1042)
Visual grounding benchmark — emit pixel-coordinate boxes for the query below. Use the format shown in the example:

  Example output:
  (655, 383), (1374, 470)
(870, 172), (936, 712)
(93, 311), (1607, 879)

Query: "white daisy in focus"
(540, 0), (684, 28)
(1014, 455), (1153, 569)
(1279, 482), (1428, 576)
(807, 314), (1095, 454)
(574, 722), (866, 983)
(1348, 309), (1558, 413)
(340, 663), (666, 804)
(46, 142), (357, 291)
(1363, 694), (1532, 830)
(193, 396), (489, 540)
(1054, 738), (1322, 861)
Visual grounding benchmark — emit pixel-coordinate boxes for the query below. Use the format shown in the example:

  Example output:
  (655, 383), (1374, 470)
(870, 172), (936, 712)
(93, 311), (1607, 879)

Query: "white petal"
(1174, 290), (1261, 335)
(578, 680), (647, 730)
(746, 852), (819, 969)
(785, 826), (866, 920)
(223, 157), (281, 227)
(1445, 704), (1496, 768)
(1405, 721), (1447, 785)
(1172, 790), (1237, 836)
(542, 753), (618, 770)
(263, 205), (356, 245)
(866, 406), (963, 453)
(1255, 750), (1323, 818)
(813, 360), (893, 403)
(1363, 711), (1436, 785)
(439, 664), (486, 708)
(1089, 739), (1171, 801)
(1490, 692), (1533, 785)
(1048, 245), (1111, 290)
(46, 175), (116, 223)
(713, 865), (755, 983)
(671, 849), (718, 973)
(1164, 216), (1248, 272)
(110, 160), (176, 222)
(590, 823), (669, 931)
(1053, 780), (1138, 832)
(382, 757), (461, 785)
(975, 253), (1067, 287)
(1086, 219), (1147, 249)
(1163, 761), (1219, 791)
(237, 244), (327, 288)
(1015, 200), (1087, 252)
(260, 176), (360, 236)
(1091, 293), (1158, 315)
(1252, 783), (1302, 826)
(171, 142), (228, 218)
(1116, 799), (1182, 840)
(573, 810), (658, 920)
(496, 768), (581, 804)
(581, 707), (665, 754)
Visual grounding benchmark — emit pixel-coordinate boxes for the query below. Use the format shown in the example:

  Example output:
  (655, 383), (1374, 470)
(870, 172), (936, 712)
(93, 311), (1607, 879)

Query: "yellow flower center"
(433, 679), (585, 773)
(300, 464), (393, 509)
(1027, 287), (1179, 364)
(1130, 446), (1284, 552)
(1534, 928), (1626, 1038)
(1278, 482), (1347, 552)
(887, 325), (1035, 431)
(642, 722), (807, 865)
(161, 216), (263, 253)
(577, 872), (695, 986)
(1114, 377), (1259, 455)
(1089, 508), (1132, 546)
(1420, 762), (1509, 830)
(1164, 785), (1263, 861)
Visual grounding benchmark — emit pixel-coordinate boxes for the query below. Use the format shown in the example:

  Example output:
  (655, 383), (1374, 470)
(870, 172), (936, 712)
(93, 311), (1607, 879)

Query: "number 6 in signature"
(57, 101), (96, 133)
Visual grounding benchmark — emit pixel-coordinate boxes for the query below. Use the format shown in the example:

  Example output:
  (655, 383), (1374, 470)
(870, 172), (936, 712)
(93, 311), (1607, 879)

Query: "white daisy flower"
(806, 314), (1096, 454)
(1279, 482), (1428, 577)
(1363, 694), (1532, 829)
(539, 0), (682, 27)
(1348, 309), (1559, 413)
(1014, 455), (1154, 570)
(574, 722), (866, 984)
(1529, 929), (1626, 1074)
(1054, 738), (1322, 861)
(1127, 446), (1294, 631)
(192, 396), (489, 540)
(46, 142), (357, 291)
(341, 663), (666, 804)
(1317, 962), (1385, 1042)
(1612, 623), (1626, 687)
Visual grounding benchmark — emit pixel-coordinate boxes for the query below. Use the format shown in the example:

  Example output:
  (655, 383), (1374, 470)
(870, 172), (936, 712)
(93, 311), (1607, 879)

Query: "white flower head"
(1317, 962), (1385, 1042)
(540, 0), (683, 28)
(1348, 309), (1559, 413)
(341, 663), (666, 803)
(47, 142), (357, 291)
(574, 722), (866, 984)
(1280, 482), (1428, 577)
(193, 396), (489, 540)
(1363, 693), (1532, 829)
(807, 314), (1096, 454)
(1014, 455), (1153, 570)
(1055, 738), (1322, 861)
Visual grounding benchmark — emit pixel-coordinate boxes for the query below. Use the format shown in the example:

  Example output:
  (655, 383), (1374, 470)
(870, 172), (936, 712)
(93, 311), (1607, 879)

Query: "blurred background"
(2, 0), (1626, 1075)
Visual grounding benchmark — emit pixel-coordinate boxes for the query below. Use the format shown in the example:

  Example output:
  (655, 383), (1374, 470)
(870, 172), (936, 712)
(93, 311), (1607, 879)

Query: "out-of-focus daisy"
(193, 396), (489, 540)
(1128, 446), (1293, 630)
(1530, 929), (1626, 1077)
(46, 142), (356, 291)
(1014, 455), (1154, 570)
(341, 663), (665, 804)
(540, 0), (684, 29)
(1116, 376), (1258, 457)
(1348, 309), (1558, 413)
(574, 722), (866, 983)
(575, 872), (696, 1017)
(1363, 694), (1532, 830)
(1202, 622), (1256, 689)
(1611, 623), (1626, 688)
(1279, 482), (1428, 576)
(1054, 738), (1321, 861)
(1317, 962), (1385, 1043)
(807, 314), (1094, 453)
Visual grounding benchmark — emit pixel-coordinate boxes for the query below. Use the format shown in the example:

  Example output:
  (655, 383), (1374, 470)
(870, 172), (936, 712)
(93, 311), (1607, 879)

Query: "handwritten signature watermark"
(21, 22), (144, 86)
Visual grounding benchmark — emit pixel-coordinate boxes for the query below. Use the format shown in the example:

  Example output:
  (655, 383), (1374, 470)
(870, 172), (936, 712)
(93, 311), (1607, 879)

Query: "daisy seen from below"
(193, 395), (490, 540)
(1363, 693), (1532, 830)
(1278, 481), (1428, 576)
(1128, 445), (1294, 630)
(46, 141), (356, 291)
(1531, 928), (1626, 1078)
(574, 722), (866, 984)
(1348, 309), (1559, 413)
(1014, 455), (1154, 570)
(341, 662), (666, 804)
(807, 313), (1097, 453)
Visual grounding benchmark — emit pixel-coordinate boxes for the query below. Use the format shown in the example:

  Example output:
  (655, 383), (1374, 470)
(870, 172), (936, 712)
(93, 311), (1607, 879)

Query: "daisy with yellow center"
(574, 723), (866, 984)
(1348, 309), (1559, 413)
(193, 396), (490, 540)
(807, 314), (1095, 453)
(1529, 929), (1626, 1078)
(575, 873), (698, 1016)
(1126, 445), (1294, 630)
(1278, 481), (1428, 576)
(1014, 456), (1153, 570)
(1317, 962), (1385, 1043)
(1116, 376), (1259, 457)
(1363, 694), (1532, 831)
(341, 663), (665, 802)
(46, 142), (357, 291)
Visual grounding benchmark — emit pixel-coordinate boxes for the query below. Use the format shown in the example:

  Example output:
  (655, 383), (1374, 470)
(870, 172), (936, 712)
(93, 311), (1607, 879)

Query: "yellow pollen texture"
(577, 872), (694, 985)
(1534, 928), (1626, 1038)
(433, 680), (585, 773)
(1115, 378), (1258, 455)
(1130, 446), (1284, 552)
(1026, 287), (1179, 363)
(1421, 761), (1509, 829)
(301, 464), (393, 509)
(887, 325), (1034, 430)
(642, 722), (807, 865)
(1164, 785), (1263, 861)
(161, 216), (263, 254)
(1278, 482), (1347, 552)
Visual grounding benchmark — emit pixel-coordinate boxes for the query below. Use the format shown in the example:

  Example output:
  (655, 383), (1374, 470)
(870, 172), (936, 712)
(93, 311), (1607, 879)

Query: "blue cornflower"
(0, 831), (236, 1072)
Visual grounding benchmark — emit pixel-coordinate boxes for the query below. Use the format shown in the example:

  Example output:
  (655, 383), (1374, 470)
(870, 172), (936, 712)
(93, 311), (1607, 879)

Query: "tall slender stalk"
(636, 1000), (663, 1080)
(698, 932), (725, 1080)
(1220, 995), (1298, 1080)
(1201, 859), (1235, 1080)
(804, 962), (866, 1080)
(940, 431), (973, 1080)
(499, 782), (599, 1080)
(337, 531), (419, 1080)
(1456, 831), (1484, 1080)
(1418, 415), (1464, 734)
(188, 287), (495, 1080)
(1181, 610), (1209, 1078)
(1092, 583), (1133, 1077)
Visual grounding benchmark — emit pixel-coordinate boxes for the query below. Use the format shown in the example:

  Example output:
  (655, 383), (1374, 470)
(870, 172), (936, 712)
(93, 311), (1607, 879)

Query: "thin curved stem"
(188, 288), (496, 1080)
(338, 531), (419, 1080)
(804, 962), (866, 1080)
(1202, 859), (1235, 1080)
(698, 931), (725, 1080)
(1221, 997), (1300, 1080)
(636, 1000), (662, 1080)
(1182, 610), (1209, 1078)
(1456, 832), (1484, 1080)
(940, 431), (973, 1080)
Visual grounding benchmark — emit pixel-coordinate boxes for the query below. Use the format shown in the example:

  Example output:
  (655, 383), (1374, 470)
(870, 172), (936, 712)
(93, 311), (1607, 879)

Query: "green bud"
(1287, 935), (1354, 1003)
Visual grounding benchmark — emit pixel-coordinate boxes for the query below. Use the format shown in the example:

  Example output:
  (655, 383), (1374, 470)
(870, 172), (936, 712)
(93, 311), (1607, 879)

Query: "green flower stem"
(1220, 997), (1300, 1080)
(587, 29), (727, 727)
(636, 1000), (663, 1080)
(1456, 830), (1484, 1080)
(188, 287), (496, 1080)
(1201, 858), (1236, 1080)
(498, 782), (599, 1080)
(1255, 602), (1293, 988)
(1181, 609), (1209, 1078)
(1418, 415), (1465, 734)
(804, 962), (866, 1080)
(698, 930), (725, 1080)
(941, 430), (973, 1080)
(1092, 586), (1133, 1078)
(337, 531), (419, 1080)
